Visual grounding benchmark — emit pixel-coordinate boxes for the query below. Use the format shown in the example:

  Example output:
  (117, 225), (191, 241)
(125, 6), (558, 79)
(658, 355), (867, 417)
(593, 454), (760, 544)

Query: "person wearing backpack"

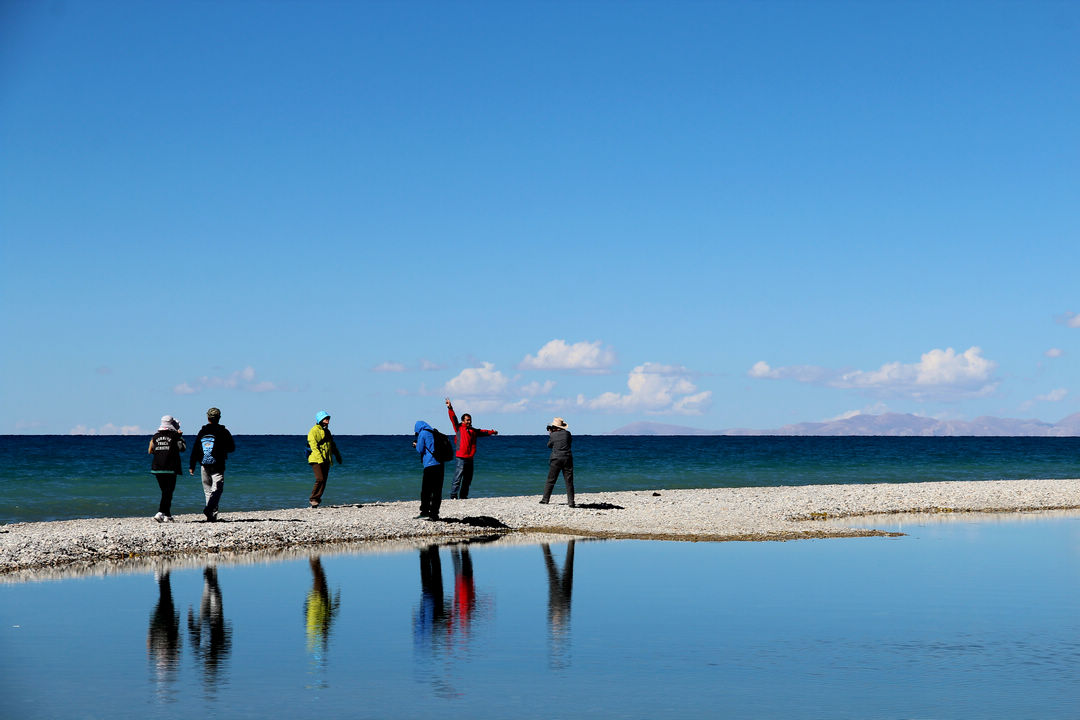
(412, 420), (448, 521)
(445, 397), (498, 499)
(189, 407), (236, 522)
(148, 415), (185, 522)
(307, 410), (343, 508)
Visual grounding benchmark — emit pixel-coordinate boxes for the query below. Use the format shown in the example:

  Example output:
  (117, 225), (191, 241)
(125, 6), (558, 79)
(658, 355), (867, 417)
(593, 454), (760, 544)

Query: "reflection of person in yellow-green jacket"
(307, 411), (343, 508)
(305, 556), (340, 658)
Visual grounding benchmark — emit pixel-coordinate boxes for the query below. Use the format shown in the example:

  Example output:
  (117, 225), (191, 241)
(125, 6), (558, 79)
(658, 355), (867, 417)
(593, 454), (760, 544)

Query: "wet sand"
(4, 479), (1080, 575)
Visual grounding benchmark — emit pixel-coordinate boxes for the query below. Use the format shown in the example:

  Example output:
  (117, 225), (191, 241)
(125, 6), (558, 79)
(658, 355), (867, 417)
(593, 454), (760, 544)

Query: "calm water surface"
(3, 515), (1080, 719)
(4, 435), (1079, 523)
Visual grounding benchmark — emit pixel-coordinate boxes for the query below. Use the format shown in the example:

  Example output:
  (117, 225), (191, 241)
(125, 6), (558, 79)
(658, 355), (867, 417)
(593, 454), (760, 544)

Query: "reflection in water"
(542, 540), (575, 669)
(188, 566), (233, 695)
(411, 539), (500, 697)
(449, 546), (477, 646)
(413, 544), (454, 696)
(147, 569), (182, 703)
(304, 556), (341, 688)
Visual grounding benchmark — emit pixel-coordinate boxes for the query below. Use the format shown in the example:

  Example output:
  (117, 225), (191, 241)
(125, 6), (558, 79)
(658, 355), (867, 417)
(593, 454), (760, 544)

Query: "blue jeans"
(451, 457), (474, 499)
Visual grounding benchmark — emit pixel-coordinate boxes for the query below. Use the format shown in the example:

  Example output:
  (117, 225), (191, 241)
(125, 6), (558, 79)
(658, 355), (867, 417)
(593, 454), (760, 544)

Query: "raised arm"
(446, 397), (460, 430)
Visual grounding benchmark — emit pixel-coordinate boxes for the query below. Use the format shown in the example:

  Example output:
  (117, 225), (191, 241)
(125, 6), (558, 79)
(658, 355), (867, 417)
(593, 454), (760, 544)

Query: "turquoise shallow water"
(2, 435), (1079, 523)
(2, 514), (1079, 718)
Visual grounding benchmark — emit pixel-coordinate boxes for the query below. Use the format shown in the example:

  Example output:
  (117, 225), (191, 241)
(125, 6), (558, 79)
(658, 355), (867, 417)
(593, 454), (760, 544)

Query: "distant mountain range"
(608, 412), (1080, 437)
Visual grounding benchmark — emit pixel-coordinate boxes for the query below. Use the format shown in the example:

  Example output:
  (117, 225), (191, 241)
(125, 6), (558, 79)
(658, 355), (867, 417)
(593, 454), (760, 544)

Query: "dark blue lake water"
(3, 435), (1079, 524)
(3, 514), (1079, 719)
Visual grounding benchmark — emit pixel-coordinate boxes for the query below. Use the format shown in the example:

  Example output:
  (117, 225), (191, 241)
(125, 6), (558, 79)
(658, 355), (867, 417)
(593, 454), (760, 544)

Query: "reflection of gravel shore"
(3, 479), (1080, 575)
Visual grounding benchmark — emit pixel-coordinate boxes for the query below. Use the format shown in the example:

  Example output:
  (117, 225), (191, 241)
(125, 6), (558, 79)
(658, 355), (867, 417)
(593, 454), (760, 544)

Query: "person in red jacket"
(445, 397), (498, 499)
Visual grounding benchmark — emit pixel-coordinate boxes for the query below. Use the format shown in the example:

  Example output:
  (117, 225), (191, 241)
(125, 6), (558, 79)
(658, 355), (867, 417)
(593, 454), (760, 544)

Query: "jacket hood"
(414, 421), (432, 434)
(315, 411), (330, 424)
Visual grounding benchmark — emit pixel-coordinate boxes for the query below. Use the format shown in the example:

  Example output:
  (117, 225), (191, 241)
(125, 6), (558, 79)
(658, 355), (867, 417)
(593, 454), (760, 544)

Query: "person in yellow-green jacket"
(307, 411), (343, 508)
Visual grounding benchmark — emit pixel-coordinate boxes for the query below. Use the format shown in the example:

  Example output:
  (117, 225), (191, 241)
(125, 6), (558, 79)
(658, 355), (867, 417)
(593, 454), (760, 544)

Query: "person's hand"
(189, 469), (195, 476)
(445, 397), (452, 408)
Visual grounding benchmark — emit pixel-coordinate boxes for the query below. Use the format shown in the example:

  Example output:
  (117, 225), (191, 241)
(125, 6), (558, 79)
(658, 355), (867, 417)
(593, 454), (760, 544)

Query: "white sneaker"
(153, 512), (165, 523)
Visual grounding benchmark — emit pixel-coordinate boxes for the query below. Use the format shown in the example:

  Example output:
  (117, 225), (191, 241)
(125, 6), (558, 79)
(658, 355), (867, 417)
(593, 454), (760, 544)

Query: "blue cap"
(315, 411), (330, 424)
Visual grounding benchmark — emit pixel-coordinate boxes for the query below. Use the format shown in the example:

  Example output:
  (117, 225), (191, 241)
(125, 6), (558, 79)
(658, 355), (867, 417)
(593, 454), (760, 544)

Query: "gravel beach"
(4, 479), (1080, 576)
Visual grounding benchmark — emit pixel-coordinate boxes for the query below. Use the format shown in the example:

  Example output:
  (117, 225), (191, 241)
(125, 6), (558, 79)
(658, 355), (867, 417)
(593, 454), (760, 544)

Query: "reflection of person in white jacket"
(307, 411), (342, 508)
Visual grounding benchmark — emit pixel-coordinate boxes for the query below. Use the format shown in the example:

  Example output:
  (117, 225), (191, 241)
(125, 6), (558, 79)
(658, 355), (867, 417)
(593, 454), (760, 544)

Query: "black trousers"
(154, 472), (177, 515)
(420, 463), (445, 518)
(543, 457), (575, 505)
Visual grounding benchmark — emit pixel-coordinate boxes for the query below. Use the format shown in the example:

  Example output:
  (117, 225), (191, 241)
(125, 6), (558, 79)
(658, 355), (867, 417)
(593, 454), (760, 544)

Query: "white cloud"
(1037, 388), (1068, 403)
(750, 347), (999, 400)
(1057, 311), (1080, 328)
(520, 380), (557, 396)
(70, 423), (143, 435)
(420, 359), (444, 371)
(748, 361), (830, 383)
(580, 363), (712, 415)
(444, 362), (511, 398)
(519, 339), (616, 373)
(173, 366), (286, 394)
(837, 347), (996, 396)
(248, 381), (279, 393)
(440, 363), (534, 413)
(1045, 348), (1064, 358)
(373, 361), (407, 373)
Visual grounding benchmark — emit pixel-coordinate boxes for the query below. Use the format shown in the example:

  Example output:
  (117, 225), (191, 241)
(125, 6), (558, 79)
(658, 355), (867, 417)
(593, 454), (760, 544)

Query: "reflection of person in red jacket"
(445, 398), (498, 499)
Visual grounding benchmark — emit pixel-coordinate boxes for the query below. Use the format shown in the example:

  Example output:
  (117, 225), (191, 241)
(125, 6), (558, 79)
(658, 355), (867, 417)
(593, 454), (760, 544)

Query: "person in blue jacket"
(412, 421), (445, 521)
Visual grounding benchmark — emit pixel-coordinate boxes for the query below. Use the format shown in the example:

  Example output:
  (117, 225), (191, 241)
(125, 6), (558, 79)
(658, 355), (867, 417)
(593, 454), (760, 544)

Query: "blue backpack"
(200, 434), (217, 465)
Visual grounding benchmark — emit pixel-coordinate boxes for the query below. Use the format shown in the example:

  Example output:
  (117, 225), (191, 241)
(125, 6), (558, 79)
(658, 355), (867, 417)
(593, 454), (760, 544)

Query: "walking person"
(148, 415), (185, 522)
(540, 417), (575, 507)
(412, 421), (446, 521)
(445, 397), (498, 499)
(306, 411), (342, 508)
(189, 407), (235, 522)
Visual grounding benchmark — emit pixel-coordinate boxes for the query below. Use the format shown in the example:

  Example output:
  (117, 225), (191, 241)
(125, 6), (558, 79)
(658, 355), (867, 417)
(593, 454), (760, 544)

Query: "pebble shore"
(4, 479), (1080, 577)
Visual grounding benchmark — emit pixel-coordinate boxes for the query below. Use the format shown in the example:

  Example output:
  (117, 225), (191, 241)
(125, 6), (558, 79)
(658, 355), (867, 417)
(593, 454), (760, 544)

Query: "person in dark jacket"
(148, 415), (185, 522)
(540, 417), (575, 507)
(189, 407), (236, 522)
(412, 420), (445, 521)
(445, 397), (498, 499)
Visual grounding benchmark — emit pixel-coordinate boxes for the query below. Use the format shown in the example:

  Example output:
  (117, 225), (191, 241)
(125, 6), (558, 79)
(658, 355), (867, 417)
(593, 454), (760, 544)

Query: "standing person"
(445, 397), (498, 500)
(189, 407), (235, 522)
(540, 417), (575, 507)
(412, 421), (445, 521)
(148, 415), (185, 522)
(306, 411), (343, 508)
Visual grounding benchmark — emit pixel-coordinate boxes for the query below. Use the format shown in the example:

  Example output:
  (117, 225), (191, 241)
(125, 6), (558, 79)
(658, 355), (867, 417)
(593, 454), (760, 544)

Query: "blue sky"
(2, 0), (1077, 435)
